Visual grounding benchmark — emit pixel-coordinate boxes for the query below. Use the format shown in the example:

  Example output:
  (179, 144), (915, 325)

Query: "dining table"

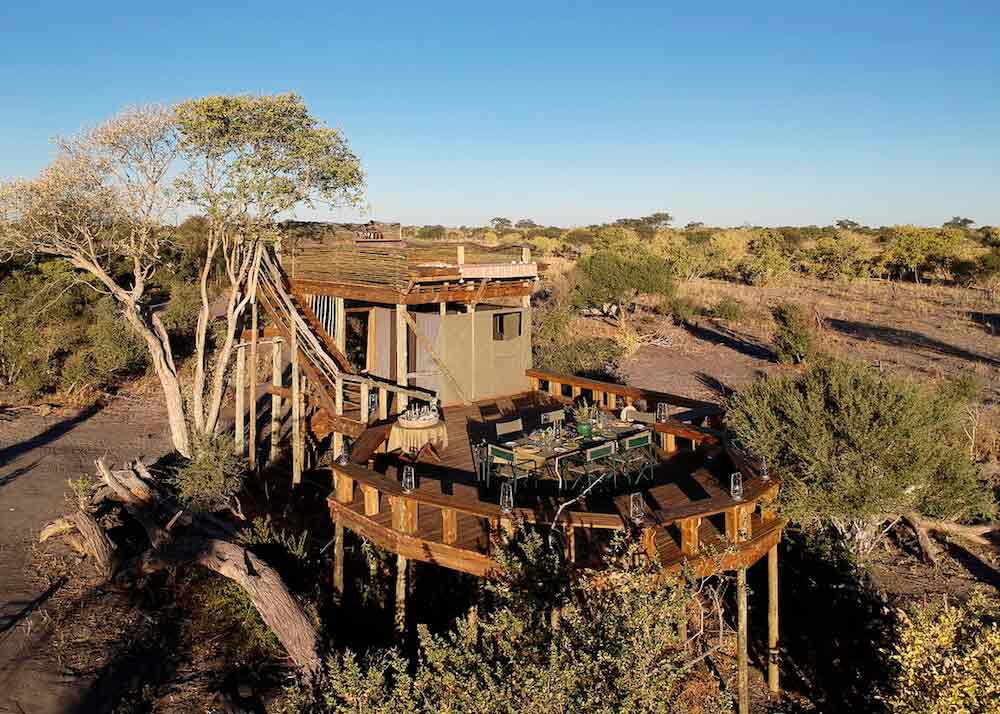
(500, 419), (642, 488)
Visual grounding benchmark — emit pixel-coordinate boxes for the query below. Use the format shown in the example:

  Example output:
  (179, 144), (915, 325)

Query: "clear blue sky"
(1, 1), (997, 227)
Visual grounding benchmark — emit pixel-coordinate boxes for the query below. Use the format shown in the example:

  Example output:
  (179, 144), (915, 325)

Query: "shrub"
(161, 280), (202, 336)
(737, 230), (791, 285)
(533, 304), (623, 380)
(711, 296), (748, 323)
(883, 591), (1000, 714)
(82, 299), (148, 385)
(725, 359), (996, 558)
(574, 249), (674, 326)
(801, 231), (872, 280)
(278, 532), (732, 714)
(659, 295), (700, 325)
(171, 433), (247, 512)
(771, 302), (817, 364)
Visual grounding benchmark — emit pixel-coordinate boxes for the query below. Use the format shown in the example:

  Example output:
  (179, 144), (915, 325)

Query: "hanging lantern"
(761, 456), (770, 481)
(500, 482), (514, 513)
(630, 492), (644, 524)
(730, 471), (744, 500)
(656, 403), (670, 423)
(402, 465), (416, 493)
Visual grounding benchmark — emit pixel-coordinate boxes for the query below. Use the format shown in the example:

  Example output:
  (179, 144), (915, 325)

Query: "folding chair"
(487, 443), (536, 494)
(494, 417), (524, 442)
(613, 430), (656, 485)
(565, 441), (618, 491)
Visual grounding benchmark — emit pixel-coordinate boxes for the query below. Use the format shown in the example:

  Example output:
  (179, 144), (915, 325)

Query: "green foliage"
(237, 515), (310, 565)
(575, 248), (673, 320)
(883, 590), (1000, 714)
(192, 573), (283, 665)
(416, 224), (446, 240)
(160, 281), (201, 336)
(800, 231), (872, 280)
(171, 433), (247, 512)
(737, 230), (791, 286)
(711, 296), (749, 323)
(771, 302), (818, 364)
(533, 305), (622, 379)
(725, 359), (996, 557)
(876, 225), (966, 282)
(279, 532), (730, 714)
(659, 295), (700, 325)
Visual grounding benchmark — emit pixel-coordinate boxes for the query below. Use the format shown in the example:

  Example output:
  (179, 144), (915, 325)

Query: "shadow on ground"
(827, 318), (1000, 367)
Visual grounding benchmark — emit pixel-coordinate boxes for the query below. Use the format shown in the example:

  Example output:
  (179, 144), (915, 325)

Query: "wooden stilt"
(360, 382), (370, 424)
(291, 325), (302, 485)
(737, 567), (749, 714)
(249, 301), (258, 469)
(333, 519), (344, 603)
(235, 345), (246, 455)
(395, 305), (409, 413)
(395, 554), (408, 635)
(333, 375), (344, 459)
(270, 338), (282, 463)
(378, 386), (388, 421)
(768, 544), (780, 694)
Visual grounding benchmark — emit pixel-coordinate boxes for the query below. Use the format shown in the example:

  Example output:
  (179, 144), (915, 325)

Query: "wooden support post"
(521, 246), (531, 263)
(571, 385), (581, 399)
(378, 386), (388, 421)
(456, 245), (465, 265)
(249, 301), (258, 469)
(360, 484), (379, 515)
(680, 517), (701, 556)
(737, 567), (749, 714)
(291, 325), (302, 485)
(270, 339), (282, 463)
(442, 508), (457, 544)
(332, 375), (344, 459)
(547, 379), (560, 399)
(334, 296), (346, 352)
(395, 305), (409, 413)
(768, 544), (780, 694)
(235, 345), (246, 455)
(360, 382), (370, 424)
(468, 303), (476, 398)
(641, 527), (657, 561)
(333, 519), (344, 602)
(395, 554), (408, 635)
(564, 524), (576, 562)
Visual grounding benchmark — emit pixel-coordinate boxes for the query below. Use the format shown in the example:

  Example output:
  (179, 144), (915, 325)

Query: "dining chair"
(565, 441), (618, 491)
(613, 430), (656, 485)
(494, 417), (524, 441)
(487, 443), (535, 494)
(540, 409), (566, 426)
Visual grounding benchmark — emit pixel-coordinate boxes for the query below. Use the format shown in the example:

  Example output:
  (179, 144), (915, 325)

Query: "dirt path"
(0, 395), (171, 714)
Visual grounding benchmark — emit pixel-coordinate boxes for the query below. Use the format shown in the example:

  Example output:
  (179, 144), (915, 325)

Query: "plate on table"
(503, 440), (517, 446)
(519, 445), (540, 454)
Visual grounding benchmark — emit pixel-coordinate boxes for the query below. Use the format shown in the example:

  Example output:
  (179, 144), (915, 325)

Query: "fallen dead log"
(895, 512), (1000, 566)
(39, 458), (320, 673)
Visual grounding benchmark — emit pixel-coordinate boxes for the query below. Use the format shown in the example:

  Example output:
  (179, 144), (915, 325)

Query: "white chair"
(540, 409), (566, 425)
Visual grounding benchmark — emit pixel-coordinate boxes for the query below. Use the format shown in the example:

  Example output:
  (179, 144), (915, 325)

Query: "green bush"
(771, 302), (818, 364)
(801, 232), (872, 280)
(725, 359), (996, 558)
(533, 304), (623, 379)
(171, 433), (247, 512)
(737, 230), (791, 285)
(711, 296), (748, 323)
(883, 591), (1000, 713)
(278, 532), (731, 714)
(659, 295), (700, 325)
(161, 280), (202, 336)
(574, 248), (674, 325)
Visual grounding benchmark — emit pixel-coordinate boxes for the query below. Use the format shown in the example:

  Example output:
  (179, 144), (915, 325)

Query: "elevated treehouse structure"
(232, 222), (783, 713)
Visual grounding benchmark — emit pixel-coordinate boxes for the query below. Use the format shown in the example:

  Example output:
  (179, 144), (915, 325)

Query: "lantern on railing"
(656, 403), (670, 423)
(402, 465), (415, 493)
(761, 456), (770, 481)
(630, 492), (644, 524)
(368, 389), (379, 416)
(730, 471), (744, 500)
(500, 482), (514, 513)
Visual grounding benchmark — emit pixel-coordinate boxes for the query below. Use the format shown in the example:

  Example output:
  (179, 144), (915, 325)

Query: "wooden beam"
(395, 554), (407, 636)
(235, 345), (246, 455)
(332, 375), (344, 459)
(680, 517), (701, 556)
(442, 508), (457, 544)
(360, 484), (379, 515)
(395, 305), (409, 413)
(737, 567), (749, 714)
(249, 301), (258, 469)
(400, 310), (468, 405)
(333, 519), (344, 603)
(768, 544), (780, 694)
(270, 339), (282, 463)
(525, 368), (720, 411)
(291, 325), (302, 485)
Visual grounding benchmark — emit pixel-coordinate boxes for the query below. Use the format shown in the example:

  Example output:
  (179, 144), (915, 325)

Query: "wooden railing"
(526, 368), (725, 454)
(328, 447), (782, 577)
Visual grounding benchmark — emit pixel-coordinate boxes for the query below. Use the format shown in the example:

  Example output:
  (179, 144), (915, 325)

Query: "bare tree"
(0, 106), (191, 454)
(0, 95), (365, 455)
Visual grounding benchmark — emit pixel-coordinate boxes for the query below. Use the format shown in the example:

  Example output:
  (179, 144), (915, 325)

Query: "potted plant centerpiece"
(571, 399), (599, 438)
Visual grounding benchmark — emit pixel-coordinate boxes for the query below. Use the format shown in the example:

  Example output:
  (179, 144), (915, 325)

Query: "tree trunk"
(131, 314), (191, 457)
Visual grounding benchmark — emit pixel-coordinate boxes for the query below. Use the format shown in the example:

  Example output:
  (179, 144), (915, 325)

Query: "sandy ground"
(0, 396), (171, 714)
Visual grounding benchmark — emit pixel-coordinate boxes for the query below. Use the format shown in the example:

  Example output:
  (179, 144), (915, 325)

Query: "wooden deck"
(328, 391), (783, 577)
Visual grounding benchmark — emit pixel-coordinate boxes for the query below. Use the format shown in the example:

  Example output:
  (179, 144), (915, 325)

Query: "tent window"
(492, 312), (522, 341)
